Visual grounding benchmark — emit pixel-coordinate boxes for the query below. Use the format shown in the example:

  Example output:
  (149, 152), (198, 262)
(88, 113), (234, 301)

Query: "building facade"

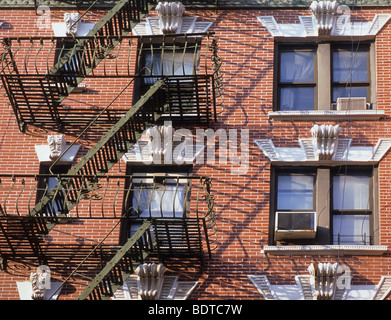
(1, 0), (391, 300)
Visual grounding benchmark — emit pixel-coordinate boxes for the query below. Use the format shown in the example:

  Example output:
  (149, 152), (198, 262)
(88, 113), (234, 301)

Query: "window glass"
(278, 49), (316, 111)
(280, 51), (315, 83)
(277, 174), (314, 210)
(132, 184), (185, 217)
(280, 87), (315, 111)
(333, 50), (368, 82)
(143, 50), (199, 84)
(332, 86), (368, 102)
(333, 214), (370, 245)
(333, 175), (370, 210)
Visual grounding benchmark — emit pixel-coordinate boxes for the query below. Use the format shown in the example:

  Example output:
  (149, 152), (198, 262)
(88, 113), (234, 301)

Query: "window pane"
(333, 50), (368, 82)
(333, 215), (370, 244)
(277, 175), (314, 210)
(280, 87), (315, 111)
(143, 52), (198, 84)
(333, 175), (370, 210)
(332, 86), (368, 102)
(280, 51), (314, 83)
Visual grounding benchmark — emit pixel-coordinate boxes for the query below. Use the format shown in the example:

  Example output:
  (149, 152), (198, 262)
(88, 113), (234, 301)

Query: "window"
(138, 38), (201, 87)
(120, 166), (192, 244)
(331, 44), (370, 103)
(275, 42), (374, 112)
(37, 164), (71, 215)
(277, 46), (316, 111)
(271, 166), (376, 246)
(332, 169), (372, 245)
(55, 38), (78, 85)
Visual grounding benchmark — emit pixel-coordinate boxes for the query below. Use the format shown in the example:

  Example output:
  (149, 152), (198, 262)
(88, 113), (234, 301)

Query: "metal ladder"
(29, 80), (166, 233)
(1, 0), (157, 131)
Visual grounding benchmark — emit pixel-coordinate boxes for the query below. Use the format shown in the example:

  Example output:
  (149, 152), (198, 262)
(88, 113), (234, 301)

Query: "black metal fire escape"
(0, 0), (220, 300)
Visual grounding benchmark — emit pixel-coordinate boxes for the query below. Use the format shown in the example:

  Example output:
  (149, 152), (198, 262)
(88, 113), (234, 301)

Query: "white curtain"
(280, 87), (315, 111)
(132, 184), (185, 217)
(277, 175), (314, 210)
(333, 50), (368, 82)
(280, 51), (314, 83)
(279, 51), (315, 110)
(143, 52), (198, 84)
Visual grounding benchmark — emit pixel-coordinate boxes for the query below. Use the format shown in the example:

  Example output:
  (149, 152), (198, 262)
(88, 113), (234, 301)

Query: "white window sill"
(268, 110), (385, 121)
(262, 245), (388, 256)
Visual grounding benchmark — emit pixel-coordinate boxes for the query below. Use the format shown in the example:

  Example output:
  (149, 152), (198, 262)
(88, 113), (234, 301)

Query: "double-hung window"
(139, 38), (201, 88)
(277, 46), (316, 111)
(274, 170), (316, 241)
(275, 42), (373, 111)
(331, 44), (370, 104)
(332, 169), (372, 245)
(37, 164), (71, 215)
(120, 166), (192, 244)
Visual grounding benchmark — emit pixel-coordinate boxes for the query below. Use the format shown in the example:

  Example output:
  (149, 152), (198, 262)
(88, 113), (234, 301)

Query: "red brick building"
(1, 0), (391, 301)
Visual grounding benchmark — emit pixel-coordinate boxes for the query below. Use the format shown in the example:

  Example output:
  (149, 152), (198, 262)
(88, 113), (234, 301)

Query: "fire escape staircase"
(0, 0), (218, 298)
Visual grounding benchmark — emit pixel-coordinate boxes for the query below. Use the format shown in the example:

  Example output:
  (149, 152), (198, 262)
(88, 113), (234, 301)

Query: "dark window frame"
(36, 164), (71, 215)
(331, 42), (371, 104)
(119, 165), (193, 244)
(330, 167), (374, 245)
(270, 165), (376, 246)
(275, 44), (318, 111)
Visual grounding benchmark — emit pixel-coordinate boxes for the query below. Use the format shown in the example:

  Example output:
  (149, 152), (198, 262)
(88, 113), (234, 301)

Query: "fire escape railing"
(0, 173), (217, 295)
(75, 220), (153, 300)
(30, 80), (166, 226)
(0, 0), (157, 132)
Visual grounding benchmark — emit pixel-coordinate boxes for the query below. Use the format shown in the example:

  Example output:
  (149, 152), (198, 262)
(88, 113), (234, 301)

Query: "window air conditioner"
(336, 97), (368, 111)
(275, 211), (317, 241)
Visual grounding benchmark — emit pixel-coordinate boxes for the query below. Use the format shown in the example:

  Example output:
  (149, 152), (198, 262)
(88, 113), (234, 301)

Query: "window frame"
(119, 165), (193, 245)
(330, 43), (371, 105)
(137, 37), (202, 87)
(273, 41), (375, 112)
(275, 44), (318, 111)
(36, 164), (71, 215)
(330, 167), (374, 245)
(270, 165), (377, 246)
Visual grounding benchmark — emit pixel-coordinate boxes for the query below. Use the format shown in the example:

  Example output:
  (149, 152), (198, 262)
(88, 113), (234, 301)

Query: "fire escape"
(0, 0), (220, 300)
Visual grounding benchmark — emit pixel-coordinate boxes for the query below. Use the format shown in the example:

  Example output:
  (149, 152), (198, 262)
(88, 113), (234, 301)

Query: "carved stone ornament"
(310, 124), (341, 160)
(135, 263), (167, 300)
(47, 135), (67, 161)
(146, 123), (173, 162)
(308, 262), (338, 300)
(64, 12), (81, 36)
(30, 272), (48, 300)
(310, 1), (339, 35)
(156, 2), (185, 34)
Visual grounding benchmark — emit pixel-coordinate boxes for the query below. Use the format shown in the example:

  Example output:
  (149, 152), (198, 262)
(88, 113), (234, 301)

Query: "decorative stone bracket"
(156, 2), (185, 34)
(258, 0), (391, 38)
(308, 262), (339, 300)
(255, 124), (391, 163)
(309, 1), (339, 36)
(47, 135), (67, 161)
(310, 124), (340, 160)
(135, 263), (167, 300)
(64, 12), (81, 37)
